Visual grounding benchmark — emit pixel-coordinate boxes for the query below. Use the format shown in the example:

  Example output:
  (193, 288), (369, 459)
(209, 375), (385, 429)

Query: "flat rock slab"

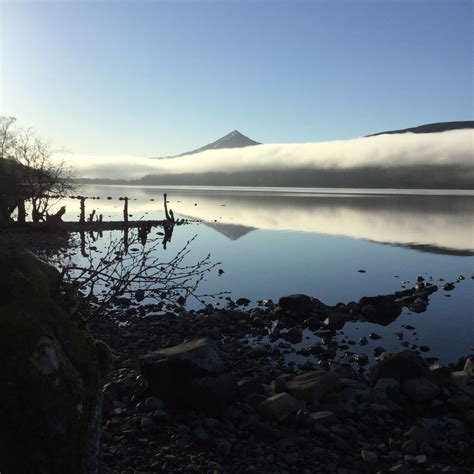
(140, 338), (224, 375)
(287, 370), (340, 404)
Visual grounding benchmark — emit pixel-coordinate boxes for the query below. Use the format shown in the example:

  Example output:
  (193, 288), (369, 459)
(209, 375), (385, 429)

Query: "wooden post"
(79, 197), (86, 224)
(163, 193), (171, 221)
(123, 197), (129, 224)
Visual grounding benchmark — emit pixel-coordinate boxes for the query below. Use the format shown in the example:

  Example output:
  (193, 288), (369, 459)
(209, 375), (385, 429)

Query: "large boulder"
(139, 338), (235, 412)
(258, 393), (302, 422)
(278, 294), (317, 314)
(287, 370), (340, 404)
(0, 252), (112, 474)
(368, 351), (432, 382)
(401, 378), (440, 402)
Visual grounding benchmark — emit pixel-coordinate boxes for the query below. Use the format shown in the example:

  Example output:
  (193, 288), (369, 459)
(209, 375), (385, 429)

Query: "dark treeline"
(136, 164), (474, 189)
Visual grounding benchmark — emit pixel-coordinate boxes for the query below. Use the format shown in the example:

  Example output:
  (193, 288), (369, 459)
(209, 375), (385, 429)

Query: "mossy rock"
(0, 251), (112, 474)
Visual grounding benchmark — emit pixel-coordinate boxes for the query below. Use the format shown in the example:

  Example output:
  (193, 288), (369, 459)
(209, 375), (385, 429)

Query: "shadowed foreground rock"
(0, 252), (112, 474)
(139, 338), (235, 412)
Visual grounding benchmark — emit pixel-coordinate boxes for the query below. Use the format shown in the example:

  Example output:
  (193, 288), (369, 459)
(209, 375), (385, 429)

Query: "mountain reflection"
(152, 190), (474, 255)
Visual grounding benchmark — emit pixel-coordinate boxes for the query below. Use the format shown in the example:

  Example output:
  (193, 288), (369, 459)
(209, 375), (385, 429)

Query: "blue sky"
(1, 0), (472, 156)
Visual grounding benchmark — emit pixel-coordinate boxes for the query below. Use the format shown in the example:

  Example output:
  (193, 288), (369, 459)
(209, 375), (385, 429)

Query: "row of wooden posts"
(75, 193), (174, 225)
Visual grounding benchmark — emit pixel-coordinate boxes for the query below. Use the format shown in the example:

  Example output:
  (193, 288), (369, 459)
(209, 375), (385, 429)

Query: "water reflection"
(58, 186), (474, 255)
(144, 189), (474, 255)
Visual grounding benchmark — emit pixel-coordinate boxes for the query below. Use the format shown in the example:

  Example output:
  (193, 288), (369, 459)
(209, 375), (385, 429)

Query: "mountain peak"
(170, 130), (260, 158)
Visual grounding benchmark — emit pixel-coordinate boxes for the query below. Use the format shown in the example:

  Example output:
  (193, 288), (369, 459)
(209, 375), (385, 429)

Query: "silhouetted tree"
(0, 117), (74, 224)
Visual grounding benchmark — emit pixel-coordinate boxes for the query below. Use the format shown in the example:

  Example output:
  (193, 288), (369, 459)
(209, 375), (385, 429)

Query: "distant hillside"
(367, 121), (474, 137)
(154, 130), (260, 159)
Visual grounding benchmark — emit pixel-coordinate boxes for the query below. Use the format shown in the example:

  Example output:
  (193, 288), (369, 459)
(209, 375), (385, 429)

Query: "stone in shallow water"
(323, 312), (350, 330)
(278, 294), (315, 313)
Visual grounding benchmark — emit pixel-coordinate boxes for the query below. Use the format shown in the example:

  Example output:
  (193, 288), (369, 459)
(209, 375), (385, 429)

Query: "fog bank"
(67, 129), (473, 180)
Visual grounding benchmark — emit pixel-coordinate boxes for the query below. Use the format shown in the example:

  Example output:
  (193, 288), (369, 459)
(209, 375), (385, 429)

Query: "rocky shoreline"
(88, 289), (474, 473)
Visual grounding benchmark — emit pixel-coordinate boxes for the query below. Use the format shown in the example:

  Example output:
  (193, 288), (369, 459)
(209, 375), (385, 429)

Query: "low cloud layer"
(67, 130), (473, 180)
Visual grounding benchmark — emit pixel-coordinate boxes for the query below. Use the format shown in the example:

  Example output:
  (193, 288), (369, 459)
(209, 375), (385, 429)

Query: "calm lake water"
(57, 184), (474, 364)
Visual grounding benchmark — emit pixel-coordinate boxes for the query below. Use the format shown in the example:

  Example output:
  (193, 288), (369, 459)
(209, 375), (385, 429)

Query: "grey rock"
(402, 378), (440, 402)
(215, 438), (232, 456)
(451, 370), (474, 398)
(271, 374), (291, 394)
(404, 426), (437, 444)
(447, 393), (474, 412)
(140, 417), (155, 429)
(139, 338), (235, 411)
(309, 410), (339, 427)
(237, 376), (264, 397)
(287, 370), (340, 403)
(193, 426), (209, 444)
(361, 449), (378, 463)
(285, 327), (303, 343)
(464, 357), (474, 375)
(374, 378), (400, 403)
(257, 393), (300, 422)
(388, 464), (414, 473)
(144, 396), (164, 411)
(323, 312), (350, 330)
(401, 439), (417, 455)
(236, 297), (251, 306)
(368, 350), (432, 382)
(278, 294), (315, 313)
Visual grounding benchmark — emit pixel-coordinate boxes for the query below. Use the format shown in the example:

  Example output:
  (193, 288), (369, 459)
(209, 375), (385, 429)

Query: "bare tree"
(0, 116), (16, 159)
(0, 117), (74, 224)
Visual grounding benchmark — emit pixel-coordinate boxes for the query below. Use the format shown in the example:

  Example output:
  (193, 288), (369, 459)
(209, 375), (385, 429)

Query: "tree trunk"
(17, 199), (26, 224)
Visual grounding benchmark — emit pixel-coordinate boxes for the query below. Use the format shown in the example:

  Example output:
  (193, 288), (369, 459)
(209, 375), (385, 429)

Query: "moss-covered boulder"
(0, 251), (112, 474)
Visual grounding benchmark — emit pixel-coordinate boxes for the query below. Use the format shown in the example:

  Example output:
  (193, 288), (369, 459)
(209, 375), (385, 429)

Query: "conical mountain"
(155, 130), (260, 159)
